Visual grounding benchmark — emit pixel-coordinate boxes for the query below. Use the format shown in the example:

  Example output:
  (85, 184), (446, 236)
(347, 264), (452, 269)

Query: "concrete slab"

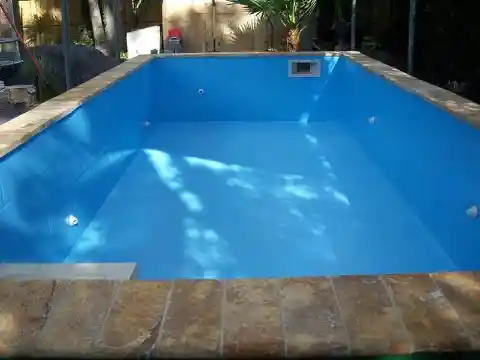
(0, 262), (138, 280)
(0, 100), (26, 125)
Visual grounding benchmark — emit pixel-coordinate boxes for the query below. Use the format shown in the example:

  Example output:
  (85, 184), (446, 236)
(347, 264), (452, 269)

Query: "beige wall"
(15, 0), (315, 52)
(162, 0), (270, 52)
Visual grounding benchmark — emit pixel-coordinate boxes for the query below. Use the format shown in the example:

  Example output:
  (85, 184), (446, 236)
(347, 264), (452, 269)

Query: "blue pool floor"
(65, 121), (455, 280)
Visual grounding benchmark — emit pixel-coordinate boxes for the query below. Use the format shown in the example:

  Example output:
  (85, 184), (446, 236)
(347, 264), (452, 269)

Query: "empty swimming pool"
(1, 53), (480, 280)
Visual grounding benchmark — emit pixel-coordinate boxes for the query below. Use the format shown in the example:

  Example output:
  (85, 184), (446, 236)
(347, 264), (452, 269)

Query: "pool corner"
(0, 54), (154, 160)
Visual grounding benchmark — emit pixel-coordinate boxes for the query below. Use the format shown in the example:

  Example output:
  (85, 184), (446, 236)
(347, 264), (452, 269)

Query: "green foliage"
(24, 13), (62, 45)
(18, 44), (119, 102)
(19, 51), (64, 101)
(231, 0), (316, 31)
(277, 0), (317, 31)
(72, 26), (95, 47)
(231, 0), (278, 22)
(414, 0), (480, 100)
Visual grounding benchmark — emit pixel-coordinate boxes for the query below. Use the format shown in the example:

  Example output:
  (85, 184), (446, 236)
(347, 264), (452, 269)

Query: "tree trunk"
(88, 0), (107, 53)
(102, 0), (126, 59)
(268, 19), (274, 49)
(102, 0), (117, 58)
(286, 28), (301, 51)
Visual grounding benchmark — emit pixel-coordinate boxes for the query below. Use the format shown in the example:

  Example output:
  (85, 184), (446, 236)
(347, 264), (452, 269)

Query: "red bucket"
(167, 27), (182, 40)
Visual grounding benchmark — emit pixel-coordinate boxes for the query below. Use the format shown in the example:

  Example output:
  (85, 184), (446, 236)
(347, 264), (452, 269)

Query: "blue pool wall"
(0, 62), (153, 262)
(338, 58), (480, 270)
(1, 53), (480, 272)
(154, 55), (342, 123)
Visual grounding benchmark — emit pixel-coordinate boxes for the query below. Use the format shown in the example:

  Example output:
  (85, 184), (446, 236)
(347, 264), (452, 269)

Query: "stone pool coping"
(2, 272), (480, 357)
(2, 52), (480, 357)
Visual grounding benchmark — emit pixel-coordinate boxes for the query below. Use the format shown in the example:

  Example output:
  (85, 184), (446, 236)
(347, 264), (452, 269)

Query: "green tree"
(230, 0), (317, 51)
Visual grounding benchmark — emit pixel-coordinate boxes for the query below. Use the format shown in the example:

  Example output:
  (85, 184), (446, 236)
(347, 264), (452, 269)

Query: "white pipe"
(212, 0), (216, 51)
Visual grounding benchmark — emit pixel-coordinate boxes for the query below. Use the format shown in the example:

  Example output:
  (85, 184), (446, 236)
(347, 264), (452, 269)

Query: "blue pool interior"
(1, 54), (480, 280)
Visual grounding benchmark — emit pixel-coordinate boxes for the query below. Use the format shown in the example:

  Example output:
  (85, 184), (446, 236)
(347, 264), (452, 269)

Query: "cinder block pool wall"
(153, 55), (342, 123)
(338, 57), (480, 270)
(0, 62), (153, 262)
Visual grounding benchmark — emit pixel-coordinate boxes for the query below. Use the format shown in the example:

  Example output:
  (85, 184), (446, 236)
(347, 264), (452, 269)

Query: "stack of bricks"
(0, 80), (7, 101)
(0, 79), (36, 107)
(6, 84), (36, 107)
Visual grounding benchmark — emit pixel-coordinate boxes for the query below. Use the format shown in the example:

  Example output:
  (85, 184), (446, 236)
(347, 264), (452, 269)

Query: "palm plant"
(231, 0), (317, 51)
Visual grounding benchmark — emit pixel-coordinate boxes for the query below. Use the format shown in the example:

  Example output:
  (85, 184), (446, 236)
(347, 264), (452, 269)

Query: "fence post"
(113, 0), (121, 60)
(407, 0), (417, 74)
(60, 0), (72, 90)
(350, 0), (356, 50)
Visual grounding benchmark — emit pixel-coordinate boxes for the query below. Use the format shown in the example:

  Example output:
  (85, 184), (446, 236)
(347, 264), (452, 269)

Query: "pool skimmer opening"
(288, 60), (321, 78)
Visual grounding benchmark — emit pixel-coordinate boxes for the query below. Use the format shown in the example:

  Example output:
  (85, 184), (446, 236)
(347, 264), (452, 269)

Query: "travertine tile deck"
(1, 52), (480, 358)
(1, 273), (480, 357)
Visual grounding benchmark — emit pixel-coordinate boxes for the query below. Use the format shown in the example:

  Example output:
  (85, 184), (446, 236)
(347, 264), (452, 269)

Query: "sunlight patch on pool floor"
(65, 121), (455, 280)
